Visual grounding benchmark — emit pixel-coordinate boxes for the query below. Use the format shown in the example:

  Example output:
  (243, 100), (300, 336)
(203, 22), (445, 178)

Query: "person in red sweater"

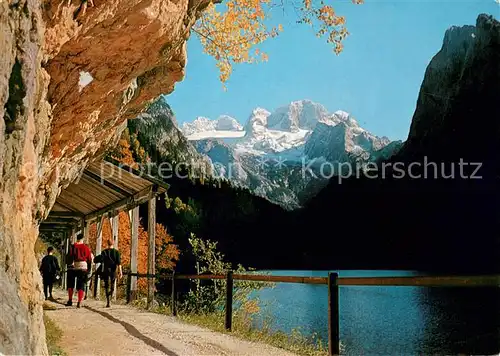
(66, 234), (92, 308)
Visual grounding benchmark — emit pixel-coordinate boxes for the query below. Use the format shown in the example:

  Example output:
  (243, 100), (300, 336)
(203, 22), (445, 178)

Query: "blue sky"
(166, 0), (499, 141)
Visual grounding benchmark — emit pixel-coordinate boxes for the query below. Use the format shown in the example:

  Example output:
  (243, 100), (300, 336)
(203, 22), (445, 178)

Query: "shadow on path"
(85, 305), (180, 356)
(49, 298), (69, 309)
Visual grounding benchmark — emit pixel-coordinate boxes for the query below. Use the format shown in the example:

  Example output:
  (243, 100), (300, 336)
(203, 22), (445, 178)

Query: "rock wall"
(0, 0), (213, 354)
(404, 14), (499, 163)
(294, 14), (500, 275)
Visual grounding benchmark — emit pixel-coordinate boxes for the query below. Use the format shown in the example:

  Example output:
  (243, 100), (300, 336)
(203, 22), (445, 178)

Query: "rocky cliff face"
(403, 14), (499, 163)
(128, 97), (212, 174)
(0, 1), (211, 354)
(295, 15), (500, 277)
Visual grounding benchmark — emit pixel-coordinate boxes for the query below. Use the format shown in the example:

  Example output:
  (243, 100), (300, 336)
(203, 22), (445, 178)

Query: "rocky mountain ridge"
(182, 100), (401, 208)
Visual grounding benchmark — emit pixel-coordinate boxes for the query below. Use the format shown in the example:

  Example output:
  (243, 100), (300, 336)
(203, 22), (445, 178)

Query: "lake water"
(252, 270), (499, 355)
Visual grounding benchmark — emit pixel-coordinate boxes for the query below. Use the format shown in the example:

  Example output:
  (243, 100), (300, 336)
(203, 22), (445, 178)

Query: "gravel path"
(46, 291), (298, 356)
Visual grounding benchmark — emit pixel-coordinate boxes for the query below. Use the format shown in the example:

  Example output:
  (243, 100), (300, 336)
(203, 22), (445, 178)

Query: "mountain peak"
(215, 115), (243, 131)
(251, 107), (271, 116)
(267, 100), (329, 132)
(182, 115), (243, 137)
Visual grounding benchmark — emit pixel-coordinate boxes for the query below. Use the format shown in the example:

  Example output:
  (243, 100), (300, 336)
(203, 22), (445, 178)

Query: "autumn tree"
(193, 0), (363, 85)
(88, 213), (180, 294)
(110, 129), (148, 168)
(155, 223), (180, 271)
(92, 137), (179, 295)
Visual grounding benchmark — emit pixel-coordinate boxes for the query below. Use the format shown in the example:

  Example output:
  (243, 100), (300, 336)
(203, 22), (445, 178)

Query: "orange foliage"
(111, 138), (139, 169)
(154, 223), (180, 271)
(92, 125), (179, 294)
(88, 212), (180, 293)
(195, 0), (364, 85)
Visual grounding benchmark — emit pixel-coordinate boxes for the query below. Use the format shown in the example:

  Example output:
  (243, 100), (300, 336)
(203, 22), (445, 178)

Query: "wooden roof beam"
(47, 211), (84, 219)
(43, 218), (81, 225)
(84, 185), (157, 222)
(104, 158), (170, 191)
(39, 224), (74, 231)
(53, 200), (84, 215)
(83, 169), (132, 197)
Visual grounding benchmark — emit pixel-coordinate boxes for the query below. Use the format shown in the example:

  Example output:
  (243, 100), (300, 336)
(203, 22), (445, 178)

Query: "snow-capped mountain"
(304, 111), (391, 162)
(182, 100), (402, 209)
(184, 100), (393, 158)
(182, 115), (244, 140)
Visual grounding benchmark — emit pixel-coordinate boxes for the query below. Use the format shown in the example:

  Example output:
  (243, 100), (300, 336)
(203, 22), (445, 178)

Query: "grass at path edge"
(44, 313), (66, 356)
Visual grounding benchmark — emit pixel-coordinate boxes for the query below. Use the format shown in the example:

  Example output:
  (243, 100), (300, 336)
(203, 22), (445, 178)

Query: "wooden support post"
(94, 215), (104, 300)
(80, 218), (85, 239)
(59, 237), (64, 289)
(70, 228), (76, 244)
(147, 197), (156, 309)
(83, 220), (91, 298)
(328, 272), (340, 356)
(225, 270), (233, 331)
(129, 207), (139, 302)
(171, 272), (177, 316)
(83, 220), (90, 244)
(111, 214), (119, 301)
(62, 233), (70, 289)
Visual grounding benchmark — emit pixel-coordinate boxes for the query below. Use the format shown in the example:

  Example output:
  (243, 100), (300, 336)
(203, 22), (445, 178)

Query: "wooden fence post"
(328, 272), (340, 356)
(171, 272), (177, 316)
(225, 270), (233, 331)
(126, 272), (132, 303)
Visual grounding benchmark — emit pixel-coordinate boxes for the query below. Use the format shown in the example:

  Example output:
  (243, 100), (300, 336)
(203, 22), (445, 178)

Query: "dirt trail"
(46, 291), (298, 356)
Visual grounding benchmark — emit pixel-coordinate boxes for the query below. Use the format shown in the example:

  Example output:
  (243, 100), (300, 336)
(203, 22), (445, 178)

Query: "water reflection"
(253, 271), (500, 355)
(419, 287), (500, 355)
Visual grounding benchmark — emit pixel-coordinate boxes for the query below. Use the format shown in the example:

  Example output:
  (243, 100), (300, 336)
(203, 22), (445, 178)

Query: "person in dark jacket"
(95, 239), (122, 307)
(39, 247), (60, 300)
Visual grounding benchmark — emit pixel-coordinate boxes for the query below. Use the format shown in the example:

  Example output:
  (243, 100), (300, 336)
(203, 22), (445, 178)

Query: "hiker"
(66, 234), (93, 308)
(39, 247), (60, 301)
(95, 239), (122, 307)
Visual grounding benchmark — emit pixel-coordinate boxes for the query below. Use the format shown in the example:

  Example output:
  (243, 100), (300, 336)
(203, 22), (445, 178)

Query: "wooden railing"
(126, 272), (500, 356)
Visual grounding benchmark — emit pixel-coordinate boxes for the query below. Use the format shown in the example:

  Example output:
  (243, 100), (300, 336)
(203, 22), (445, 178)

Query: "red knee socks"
(78, 289), (84, 303)
(68, 288), (74, 301)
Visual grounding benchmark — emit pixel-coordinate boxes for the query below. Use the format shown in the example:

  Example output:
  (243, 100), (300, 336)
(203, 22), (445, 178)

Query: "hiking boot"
(65, 300), (72, 307)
